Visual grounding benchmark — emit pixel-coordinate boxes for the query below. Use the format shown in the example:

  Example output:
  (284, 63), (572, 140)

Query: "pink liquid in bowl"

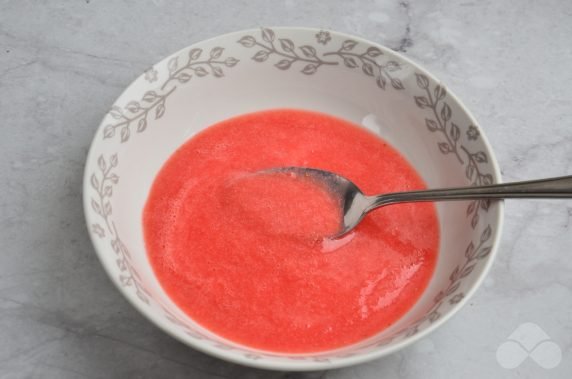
(143, 109), (439, 353)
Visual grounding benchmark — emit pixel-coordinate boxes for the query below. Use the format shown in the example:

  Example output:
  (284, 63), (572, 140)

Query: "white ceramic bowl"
(83, 27), (503, 371)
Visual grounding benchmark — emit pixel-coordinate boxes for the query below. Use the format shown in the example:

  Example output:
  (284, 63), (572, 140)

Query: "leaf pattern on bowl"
(90, 154), (150, 304)
(413, 73), (494, 229)
(238, 27), (404, 89)
(238, 27), (338, 74)
(323, 42), (404, 90)
(102, 47), (239, 143)
(87, 27), (500, 363)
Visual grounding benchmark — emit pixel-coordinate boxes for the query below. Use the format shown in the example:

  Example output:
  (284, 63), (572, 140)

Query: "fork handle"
(368, 175), (572, 209)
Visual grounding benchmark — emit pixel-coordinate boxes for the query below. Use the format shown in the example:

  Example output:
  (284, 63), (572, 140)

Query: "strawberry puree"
(143, 109), (439, 353)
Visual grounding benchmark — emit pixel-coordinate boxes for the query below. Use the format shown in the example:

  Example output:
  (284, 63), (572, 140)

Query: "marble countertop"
(1, 0), (571, 378)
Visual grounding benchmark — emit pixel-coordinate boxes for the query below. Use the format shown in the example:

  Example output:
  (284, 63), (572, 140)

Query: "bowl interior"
(84, 27), (502, 370)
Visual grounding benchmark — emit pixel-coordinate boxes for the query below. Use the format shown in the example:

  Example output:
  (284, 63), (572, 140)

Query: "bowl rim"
(83, 26), (505, 371)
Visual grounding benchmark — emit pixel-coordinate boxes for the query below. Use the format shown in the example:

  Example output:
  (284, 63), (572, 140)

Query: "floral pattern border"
(413, 74), (494, 228)
(88, 28), (498, 363)
(237, 28), (405, 90)
(90, 154), (151, 304)
(102, 47), (239, 143)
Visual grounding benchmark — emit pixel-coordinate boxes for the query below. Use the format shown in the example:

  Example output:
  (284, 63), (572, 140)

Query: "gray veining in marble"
(1, 0), (571, 378)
